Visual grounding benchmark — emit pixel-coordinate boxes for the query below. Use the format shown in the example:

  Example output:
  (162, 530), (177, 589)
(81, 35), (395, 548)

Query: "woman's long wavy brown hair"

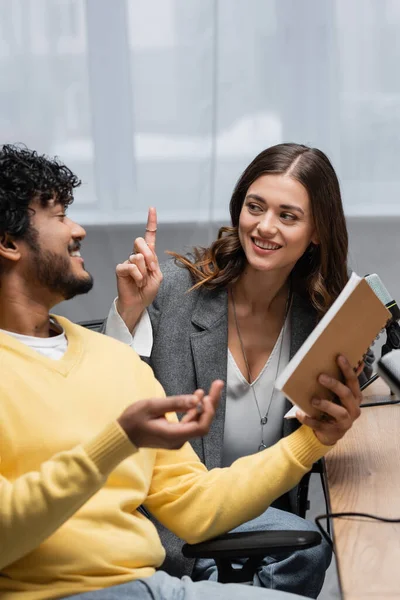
(168, 143), (349, 319)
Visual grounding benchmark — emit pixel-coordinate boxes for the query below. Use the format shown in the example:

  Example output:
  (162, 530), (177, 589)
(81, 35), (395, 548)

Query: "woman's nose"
(257, 213), (278, 236)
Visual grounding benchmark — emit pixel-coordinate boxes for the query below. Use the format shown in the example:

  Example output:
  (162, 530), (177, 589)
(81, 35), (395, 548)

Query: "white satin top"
(222, 317), (291, 466)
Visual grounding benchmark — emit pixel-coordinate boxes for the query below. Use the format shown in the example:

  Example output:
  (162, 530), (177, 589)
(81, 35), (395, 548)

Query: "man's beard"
(33, 249), (94, 300)
(26, 232), (93, 300)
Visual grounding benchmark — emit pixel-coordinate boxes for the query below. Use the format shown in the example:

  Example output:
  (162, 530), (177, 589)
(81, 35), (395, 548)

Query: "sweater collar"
(0, 315), (83, 377)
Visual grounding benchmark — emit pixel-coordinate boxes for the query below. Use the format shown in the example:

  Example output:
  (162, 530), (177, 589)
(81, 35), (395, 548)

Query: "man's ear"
(0, 233), (21, 262)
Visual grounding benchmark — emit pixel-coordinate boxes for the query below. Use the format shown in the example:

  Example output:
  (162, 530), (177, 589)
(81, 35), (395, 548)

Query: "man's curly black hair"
(0, 144), (81, 239)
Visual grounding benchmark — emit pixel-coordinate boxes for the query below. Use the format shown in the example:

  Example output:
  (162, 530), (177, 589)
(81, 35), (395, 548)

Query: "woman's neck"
(232, 267), (291, 316)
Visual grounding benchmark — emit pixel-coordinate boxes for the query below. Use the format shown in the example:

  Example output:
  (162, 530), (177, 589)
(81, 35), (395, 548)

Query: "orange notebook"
(275, 273), (391, 418)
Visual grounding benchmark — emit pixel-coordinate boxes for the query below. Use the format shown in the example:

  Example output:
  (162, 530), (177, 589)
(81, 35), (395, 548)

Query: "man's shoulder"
(56, 317), (162, 395)
(58, 316), (144, 361)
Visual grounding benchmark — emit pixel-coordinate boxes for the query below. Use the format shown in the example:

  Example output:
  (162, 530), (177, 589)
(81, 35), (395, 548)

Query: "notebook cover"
(276, 276), (391, 418)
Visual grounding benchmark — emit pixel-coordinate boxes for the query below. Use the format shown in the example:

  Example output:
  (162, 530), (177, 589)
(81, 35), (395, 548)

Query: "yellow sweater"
(0, 317), (331, 599)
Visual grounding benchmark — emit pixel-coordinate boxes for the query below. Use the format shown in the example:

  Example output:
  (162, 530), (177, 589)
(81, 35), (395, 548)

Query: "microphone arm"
(364, 273), (400, 356)
(363, 273), (400, 395)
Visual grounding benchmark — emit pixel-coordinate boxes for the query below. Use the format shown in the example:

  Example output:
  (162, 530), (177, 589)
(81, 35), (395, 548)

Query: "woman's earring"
(306, 243), (316, 258)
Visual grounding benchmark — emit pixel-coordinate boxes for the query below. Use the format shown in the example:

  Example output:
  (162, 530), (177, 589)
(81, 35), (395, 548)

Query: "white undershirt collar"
(0, 318), (68, 360)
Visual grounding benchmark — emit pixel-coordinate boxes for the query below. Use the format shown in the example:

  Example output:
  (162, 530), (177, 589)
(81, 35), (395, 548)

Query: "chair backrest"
(77, 320), (104, 333)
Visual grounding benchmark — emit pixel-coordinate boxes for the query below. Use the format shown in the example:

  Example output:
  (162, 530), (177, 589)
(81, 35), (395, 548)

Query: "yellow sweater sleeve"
(0, 422), (135, 570)
(145, 423), (332, 544)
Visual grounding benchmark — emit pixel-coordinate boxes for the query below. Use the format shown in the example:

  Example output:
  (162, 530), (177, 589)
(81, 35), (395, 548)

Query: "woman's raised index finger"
(144, 207), (157, 250)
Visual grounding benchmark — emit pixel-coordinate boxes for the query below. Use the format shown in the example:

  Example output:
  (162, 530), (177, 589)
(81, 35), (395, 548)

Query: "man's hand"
(296, 355), (363, 446)
(115, 207), (163, 332)
(117, 381), (224, 450)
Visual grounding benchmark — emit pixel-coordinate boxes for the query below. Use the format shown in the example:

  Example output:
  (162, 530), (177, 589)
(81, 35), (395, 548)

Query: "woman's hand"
(115, 207), (163, 332)
(296, 355), (363, 446)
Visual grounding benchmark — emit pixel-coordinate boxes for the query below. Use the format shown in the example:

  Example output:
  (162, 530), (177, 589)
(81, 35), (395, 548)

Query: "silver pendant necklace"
(230, 287), (291, 452)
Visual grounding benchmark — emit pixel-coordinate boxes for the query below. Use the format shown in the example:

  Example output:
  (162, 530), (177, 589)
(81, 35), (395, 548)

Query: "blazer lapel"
(283, 292), (317, 437)
(190, 287), (228, 470)
(289, 292), (317, 360)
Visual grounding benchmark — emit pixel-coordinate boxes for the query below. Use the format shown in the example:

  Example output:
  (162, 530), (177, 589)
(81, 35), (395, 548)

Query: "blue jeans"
(192, 507), (332, 598)
(68, 570), (306, 599)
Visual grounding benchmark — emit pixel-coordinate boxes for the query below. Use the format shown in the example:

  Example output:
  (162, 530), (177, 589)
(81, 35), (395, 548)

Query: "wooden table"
(324, 378), (400, 599)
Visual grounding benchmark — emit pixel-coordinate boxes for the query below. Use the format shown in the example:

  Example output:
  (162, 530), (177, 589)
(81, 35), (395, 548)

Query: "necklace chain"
(230, 287), (291, 451)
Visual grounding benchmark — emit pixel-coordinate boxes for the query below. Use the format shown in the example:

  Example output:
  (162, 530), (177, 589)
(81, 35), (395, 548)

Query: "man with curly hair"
(0, 144), (93, 299)
(0, 145), (361, 600)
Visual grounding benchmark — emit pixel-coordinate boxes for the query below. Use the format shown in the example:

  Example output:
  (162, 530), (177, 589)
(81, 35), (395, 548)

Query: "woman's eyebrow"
(246, 194), (305, 215)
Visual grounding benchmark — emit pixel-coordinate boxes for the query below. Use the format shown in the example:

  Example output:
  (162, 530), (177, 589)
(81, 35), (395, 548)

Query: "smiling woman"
(104, 142), (367, 597)
(168, 143), (348, 319)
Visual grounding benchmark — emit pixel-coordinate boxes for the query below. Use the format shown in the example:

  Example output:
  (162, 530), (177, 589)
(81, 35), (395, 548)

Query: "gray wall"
(55, 217), (400, 323)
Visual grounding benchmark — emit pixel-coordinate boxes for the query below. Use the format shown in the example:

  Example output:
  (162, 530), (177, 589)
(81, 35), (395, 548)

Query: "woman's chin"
(245, 257), (277, 273)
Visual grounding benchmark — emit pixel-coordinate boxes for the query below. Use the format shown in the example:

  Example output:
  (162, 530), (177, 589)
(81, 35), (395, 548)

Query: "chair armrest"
(182, 529), (321, 560)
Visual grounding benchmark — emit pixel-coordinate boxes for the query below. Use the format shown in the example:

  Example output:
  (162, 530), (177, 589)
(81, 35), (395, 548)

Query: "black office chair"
(77, 318), (322, 584)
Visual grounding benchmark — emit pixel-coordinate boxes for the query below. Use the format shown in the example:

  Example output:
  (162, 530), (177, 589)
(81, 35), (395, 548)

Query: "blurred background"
(1, 0), (399, 323)
(2, 1), (399, 596)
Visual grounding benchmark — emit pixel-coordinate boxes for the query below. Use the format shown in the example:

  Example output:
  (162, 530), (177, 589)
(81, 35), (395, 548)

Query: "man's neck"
(0, 286), (55, 338)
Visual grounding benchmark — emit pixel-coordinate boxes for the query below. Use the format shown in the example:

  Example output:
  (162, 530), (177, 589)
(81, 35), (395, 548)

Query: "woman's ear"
(0, 234), (21, 262)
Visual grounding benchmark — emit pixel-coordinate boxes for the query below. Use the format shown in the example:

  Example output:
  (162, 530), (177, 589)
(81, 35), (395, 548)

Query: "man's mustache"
(68, 242), (81, 253)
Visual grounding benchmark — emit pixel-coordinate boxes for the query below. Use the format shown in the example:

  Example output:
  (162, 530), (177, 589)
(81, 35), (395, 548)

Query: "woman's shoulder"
(159, 257), (196, 287)
(156, 257), (201, 308)
(157, 256), (224, 310)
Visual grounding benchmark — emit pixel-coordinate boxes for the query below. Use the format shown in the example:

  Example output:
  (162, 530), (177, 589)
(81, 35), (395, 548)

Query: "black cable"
(361, 399), (400, 407)
(318, 468), (331, 537)
(315, 512), (400, 548)
(360, 373), (380, 391)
